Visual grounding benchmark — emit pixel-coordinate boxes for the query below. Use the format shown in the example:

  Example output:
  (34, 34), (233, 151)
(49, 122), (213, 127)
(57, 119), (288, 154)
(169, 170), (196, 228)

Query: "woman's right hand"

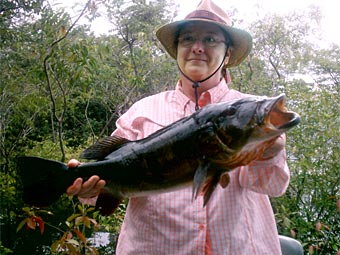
(66, 159), (106, 205)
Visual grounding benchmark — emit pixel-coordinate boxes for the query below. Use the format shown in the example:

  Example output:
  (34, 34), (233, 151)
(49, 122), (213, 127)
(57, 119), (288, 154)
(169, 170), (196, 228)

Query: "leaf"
(83, 216), (91, 228)
(22, 207), (32, 214)
(66, 231), (73, 240)
(88, 246), (99, 255)
(38, 209), (54, 215)
(66, 238), (80, 246)
(16, 218), (28, 232)
(77, 204), (83, 212)
(66, 242), (78, 254)
(73, 229), (86, 244)
(33, 216), (45, 234)
(65, 220), (72, 228)
(75, 216), (84, 226)
(67, 213), (81, 223)
(26, 217), (36, 230)
(89, 218), (98, 228)
(86, 207), (95, 212)
(51, 240), (62, 252)
(60, 25), (66, 36)
(283, 217), (291, 228)
(74, 216), (92, 228)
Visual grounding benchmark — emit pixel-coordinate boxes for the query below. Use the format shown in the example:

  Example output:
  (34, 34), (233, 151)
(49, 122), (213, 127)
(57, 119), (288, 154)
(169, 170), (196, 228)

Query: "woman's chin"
(183, 68), (207, 81)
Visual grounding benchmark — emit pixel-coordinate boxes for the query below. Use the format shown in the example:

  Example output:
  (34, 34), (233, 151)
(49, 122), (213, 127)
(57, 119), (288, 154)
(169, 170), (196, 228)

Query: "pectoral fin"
(202, 173), (221, 206)
(192, 161), (210, 201)
(192, 163), (228, 206)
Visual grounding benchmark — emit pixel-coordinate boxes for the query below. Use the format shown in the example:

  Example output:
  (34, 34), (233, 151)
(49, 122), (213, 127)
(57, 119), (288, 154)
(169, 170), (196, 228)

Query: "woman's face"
(177, 21), (229, 82)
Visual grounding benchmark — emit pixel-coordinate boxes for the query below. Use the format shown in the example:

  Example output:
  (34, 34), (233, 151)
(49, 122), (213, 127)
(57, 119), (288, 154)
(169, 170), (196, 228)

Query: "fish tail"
(17, 156), (72, 207)
(95, 187), (123, 216)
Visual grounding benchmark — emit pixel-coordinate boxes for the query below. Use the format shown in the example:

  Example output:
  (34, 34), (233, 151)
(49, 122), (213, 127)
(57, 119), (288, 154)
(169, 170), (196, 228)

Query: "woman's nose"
(192, 39), (204, 53)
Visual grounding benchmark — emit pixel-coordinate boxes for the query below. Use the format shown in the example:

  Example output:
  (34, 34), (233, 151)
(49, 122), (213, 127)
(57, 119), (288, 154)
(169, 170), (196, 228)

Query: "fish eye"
(225, 106), (237, 116)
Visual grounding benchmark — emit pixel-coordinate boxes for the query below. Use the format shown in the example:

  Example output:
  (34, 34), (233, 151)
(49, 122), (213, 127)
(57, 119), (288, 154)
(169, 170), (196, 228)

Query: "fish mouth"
(264, 94), (300, 130)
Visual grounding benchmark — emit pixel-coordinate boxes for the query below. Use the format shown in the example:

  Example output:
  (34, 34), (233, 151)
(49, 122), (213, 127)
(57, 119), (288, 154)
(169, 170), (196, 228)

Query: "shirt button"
(198, 224), (205, 230)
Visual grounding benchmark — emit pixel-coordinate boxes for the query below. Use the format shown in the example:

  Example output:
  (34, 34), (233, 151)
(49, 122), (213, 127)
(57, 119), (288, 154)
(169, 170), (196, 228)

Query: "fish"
(17, 94), (300, 215)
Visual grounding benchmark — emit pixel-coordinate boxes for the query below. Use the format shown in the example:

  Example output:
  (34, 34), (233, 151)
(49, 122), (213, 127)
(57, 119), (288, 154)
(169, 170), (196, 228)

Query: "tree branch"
(43, 0), (92, 161)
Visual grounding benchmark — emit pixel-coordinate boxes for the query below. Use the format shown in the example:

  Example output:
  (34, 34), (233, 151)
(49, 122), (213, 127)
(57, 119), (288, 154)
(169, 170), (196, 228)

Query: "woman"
(67, 0), (289, 254)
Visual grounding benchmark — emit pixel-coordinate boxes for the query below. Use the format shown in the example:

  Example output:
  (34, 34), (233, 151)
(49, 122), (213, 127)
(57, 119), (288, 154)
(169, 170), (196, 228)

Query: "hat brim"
(156, 19), (252, 67)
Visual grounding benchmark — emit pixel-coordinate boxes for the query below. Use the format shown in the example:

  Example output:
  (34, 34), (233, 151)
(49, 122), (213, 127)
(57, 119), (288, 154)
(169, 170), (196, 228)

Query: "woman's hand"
(66, 159), (106, 205)
(219, 136), (285, 189)
(259, 136), (286, 160)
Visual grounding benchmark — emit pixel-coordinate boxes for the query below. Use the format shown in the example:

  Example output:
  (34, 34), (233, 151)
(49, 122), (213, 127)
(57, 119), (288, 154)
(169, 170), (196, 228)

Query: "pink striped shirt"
(113, 79), (289, 255)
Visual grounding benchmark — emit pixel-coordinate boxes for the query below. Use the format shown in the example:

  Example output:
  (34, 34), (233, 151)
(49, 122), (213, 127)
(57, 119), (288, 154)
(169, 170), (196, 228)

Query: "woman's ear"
(222, 66), (231, 84)
(224, 48), (232, 65)
(224, 56), (229, 65)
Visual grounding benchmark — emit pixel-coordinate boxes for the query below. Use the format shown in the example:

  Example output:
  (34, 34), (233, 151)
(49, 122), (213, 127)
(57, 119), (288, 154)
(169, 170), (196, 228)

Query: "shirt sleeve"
(111, 100), (163, 140)
(238, 134), (290, 197)
(111, 104), (140, 140)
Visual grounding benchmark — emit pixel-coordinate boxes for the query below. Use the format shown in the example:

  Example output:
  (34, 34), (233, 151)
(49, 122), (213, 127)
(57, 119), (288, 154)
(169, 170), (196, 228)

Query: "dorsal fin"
(80, 136), (130, 160)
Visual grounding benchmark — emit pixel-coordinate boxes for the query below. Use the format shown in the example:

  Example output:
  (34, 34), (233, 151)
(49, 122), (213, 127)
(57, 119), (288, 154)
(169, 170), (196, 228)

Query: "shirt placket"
(194, 194), (208, 255)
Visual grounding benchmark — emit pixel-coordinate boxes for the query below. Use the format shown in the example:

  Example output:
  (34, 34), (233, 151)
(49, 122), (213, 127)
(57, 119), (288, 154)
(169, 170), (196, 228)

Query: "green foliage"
(312, 45), (340, 93)
(0, 241), (13, 254)
(230, 7), (340, 254)
(272, 84), (340, 254)
(50, 203), (99, 254)
(12, 197), (126, 254)
(15, 199), (95, 254)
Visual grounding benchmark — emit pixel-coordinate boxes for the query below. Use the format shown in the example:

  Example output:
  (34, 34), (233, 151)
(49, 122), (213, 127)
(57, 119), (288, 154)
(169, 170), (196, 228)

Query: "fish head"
(199, 94), (300, 164)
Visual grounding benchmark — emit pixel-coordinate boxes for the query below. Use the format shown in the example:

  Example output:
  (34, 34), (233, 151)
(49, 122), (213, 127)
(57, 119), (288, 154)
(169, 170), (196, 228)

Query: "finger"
(66, 178), (83, 196)
(77, 179), (106, 205)
(82, 175), (100, 191)
(96, 179), (106, 190)
(78, 176), (105, 198)
(261, 136), (285, 160)
(68, 159), (81, 168)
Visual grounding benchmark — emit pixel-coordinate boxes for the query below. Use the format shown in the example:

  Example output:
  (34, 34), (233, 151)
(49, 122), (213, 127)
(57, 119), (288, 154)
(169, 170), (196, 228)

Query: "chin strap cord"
(177, 49), (229, 111)
(192, 82), (201, 111)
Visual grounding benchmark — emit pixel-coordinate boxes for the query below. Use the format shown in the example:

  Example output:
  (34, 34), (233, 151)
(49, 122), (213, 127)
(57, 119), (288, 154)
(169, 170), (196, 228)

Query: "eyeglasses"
(177, 34), (226, 48)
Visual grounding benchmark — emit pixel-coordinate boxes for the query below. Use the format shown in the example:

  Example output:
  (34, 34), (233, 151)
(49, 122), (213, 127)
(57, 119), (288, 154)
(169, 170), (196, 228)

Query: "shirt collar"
(174, 78), (230, 106)
(208, 79), (230, 103)
(173, 79), (230, 116)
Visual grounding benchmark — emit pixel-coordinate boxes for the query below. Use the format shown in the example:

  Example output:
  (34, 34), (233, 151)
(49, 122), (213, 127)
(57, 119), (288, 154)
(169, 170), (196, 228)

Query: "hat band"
(185, 10), (226, 24)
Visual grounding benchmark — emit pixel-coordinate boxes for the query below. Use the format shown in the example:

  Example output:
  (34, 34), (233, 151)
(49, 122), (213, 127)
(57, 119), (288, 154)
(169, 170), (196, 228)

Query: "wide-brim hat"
(156, 0), (253, 67)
